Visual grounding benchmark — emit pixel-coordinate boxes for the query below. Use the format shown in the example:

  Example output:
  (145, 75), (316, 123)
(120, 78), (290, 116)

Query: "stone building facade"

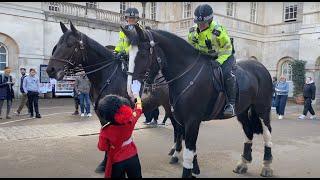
(0, 2), (319, 107)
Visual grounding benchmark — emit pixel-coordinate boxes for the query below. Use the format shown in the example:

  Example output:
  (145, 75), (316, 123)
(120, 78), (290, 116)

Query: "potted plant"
(291, 59), (306, 105)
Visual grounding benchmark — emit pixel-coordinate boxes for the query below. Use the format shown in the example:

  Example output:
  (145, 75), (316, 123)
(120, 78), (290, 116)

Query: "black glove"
(205, 38), (212, 50)
(208, 50), (218, 60)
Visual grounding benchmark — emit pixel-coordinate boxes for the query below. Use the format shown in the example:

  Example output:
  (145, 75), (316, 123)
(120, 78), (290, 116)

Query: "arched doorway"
(277, 57), (294, 97)
(315, 57), (320, 109)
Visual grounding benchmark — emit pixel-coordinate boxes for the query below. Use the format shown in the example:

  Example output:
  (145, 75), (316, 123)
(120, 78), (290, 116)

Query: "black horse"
(45, 21), (184, 171)
(121, 24), (274, 178)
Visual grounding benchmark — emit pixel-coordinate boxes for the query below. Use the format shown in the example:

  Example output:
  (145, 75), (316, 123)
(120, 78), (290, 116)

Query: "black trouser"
(27, 91), (40, 116)
(220, 55), (236, 104)
(303, 97), (315, 116)
(74, 97), (80, 111)
(111, 154), (142, 178)
(221, 55), (236, 80)
(144, 108), (159, 123)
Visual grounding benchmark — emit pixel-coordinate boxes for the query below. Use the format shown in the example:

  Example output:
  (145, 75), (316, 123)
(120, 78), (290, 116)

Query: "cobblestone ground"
(0, 98), (167, 142)
(0, 98), (319, 177)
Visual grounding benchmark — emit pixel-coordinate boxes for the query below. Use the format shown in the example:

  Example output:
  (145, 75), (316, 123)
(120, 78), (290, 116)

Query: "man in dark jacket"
(0, 67), (15, 119)
(16, 67), (30, 115)
(298, 77), (316, 120)
(271, 77), (277, 109)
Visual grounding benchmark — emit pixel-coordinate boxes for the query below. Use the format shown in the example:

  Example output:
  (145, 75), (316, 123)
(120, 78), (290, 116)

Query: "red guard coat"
(97, 104), (142, 178)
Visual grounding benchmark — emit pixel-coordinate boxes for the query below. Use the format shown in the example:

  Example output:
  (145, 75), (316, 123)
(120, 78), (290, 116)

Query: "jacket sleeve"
(97, 129), (109, 151)
(215, 26), (233, 65)
(74, 78), (79, 93)
(285, 83), (289, 93)
(311, 84), (316, 100)
(0, 75), (6, 87)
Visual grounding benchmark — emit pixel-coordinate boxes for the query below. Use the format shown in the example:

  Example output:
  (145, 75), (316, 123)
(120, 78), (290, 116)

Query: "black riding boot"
(224, 76), (236, 118)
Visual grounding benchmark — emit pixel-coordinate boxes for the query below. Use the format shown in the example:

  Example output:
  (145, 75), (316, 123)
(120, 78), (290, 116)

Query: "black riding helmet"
(194, 4), (213, 24)
(125, 8), (140, 19)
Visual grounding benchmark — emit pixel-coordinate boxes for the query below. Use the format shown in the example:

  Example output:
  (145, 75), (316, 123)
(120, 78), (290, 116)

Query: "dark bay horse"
(121, 24), (274, 178)
(45, 21), (184, 170)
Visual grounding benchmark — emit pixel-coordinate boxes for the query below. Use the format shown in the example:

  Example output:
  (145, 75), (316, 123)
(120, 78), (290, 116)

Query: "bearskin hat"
(97, 94), (132, 126)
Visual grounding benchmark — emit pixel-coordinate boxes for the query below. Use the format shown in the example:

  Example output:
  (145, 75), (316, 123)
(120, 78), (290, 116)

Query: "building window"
(86, 2), (97, 9)
(150, 2), (156, 20)
(250, 2), (257, 23)
(0, 43), (7, 71)
(281, 61), (293, 81)
(48, 2), (59, 12)
(226, 2), (235, 17)
(120, 2), (126, 14)
(182, 2), (192, 19)
(284, 3), (297, 22)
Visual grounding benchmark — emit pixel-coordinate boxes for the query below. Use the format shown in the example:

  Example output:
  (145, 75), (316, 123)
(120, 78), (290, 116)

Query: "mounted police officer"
(114, 8), (143, 62)
(188, 4), (236, 117)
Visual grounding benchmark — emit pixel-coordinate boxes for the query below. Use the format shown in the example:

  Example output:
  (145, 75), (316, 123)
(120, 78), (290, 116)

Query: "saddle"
(206, 61), (239, 120)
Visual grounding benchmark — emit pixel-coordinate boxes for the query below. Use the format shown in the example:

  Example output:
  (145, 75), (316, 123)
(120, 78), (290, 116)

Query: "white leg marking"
(183, 147), (195, 169)
(260, 118), (272, 147)
(127, 46), (139, 96)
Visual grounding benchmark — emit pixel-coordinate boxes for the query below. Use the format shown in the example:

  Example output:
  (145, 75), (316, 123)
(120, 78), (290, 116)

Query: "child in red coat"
(97, 94), (143, 178)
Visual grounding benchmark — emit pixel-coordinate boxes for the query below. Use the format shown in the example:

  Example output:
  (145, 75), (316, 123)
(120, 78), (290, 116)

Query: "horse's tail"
(248, 105), (263, 134)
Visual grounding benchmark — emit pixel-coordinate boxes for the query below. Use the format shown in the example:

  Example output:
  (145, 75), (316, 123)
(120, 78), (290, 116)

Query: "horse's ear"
(70, 20), (78, 35)
(60, 22), (68, 33)
(120, 25), (130, 37)
(134, 24), (145, 40)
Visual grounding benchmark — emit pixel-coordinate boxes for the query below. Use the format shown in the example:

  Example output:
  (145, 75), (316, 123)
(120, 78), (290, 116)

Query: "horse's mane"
(152, 29), (199, 56)
(82, 32), (114, 60)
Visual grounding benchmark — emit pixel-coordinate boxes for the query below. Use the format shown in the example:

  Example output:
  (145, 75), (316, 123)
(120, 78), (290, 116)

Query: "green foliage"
(291, 59), (306, 97)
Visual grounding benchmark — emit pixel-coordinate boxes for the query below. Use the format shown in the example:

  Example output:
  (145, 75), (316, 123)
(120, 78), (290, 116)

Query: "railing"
(42, 2), (158, 29)
(43, 2), (87, 18)
(96, 8), (125, 25)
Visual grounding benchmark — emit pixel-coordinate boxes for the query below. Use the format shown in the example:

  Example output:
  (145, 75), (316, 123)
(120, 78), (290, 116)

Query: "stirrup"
(224, 104), (235, 115)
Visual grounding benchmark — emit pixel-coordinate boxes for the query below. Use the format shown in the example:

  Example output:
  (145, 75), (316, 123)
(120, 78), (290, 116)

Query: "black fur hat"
(97, 94), (131, 126)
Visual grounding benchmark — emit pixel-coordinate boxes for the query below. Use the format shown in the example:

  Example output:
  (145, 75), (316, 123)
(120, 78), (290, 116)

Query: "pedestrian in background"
(72, 86), (80, 115)
(16, 67), (30, 115)
(271, 77), (277, 110)
(74, 71), (92, 117)
(23, 68), (41, 118)
(275, 75), (289, 120)
(0, 67), (15, 119)
(298, 77), (317, 120)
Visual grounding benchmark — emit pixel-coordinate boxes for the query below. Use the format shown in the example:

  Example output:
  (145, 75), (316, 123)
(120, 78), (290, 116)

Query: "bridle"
(48, 32), (120, 110)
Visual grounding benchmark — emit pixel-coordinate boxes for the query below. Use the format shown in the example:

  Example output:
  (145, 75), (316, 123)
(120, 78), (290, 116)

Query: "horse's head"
(46, 21), (87, 80)
(121, 24), (166, 96)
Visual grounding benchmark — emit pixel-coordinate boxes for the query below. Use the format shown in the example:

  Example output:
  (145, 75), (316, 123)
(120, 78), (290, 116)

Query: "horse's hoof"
(94, 165), (105, 173)
(260, 166), (273, 177)
(182, 167), (193, 178)
(168, 148), (175, 156)
(169, 156), (179, 164)
(233, 163), (248, 174)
